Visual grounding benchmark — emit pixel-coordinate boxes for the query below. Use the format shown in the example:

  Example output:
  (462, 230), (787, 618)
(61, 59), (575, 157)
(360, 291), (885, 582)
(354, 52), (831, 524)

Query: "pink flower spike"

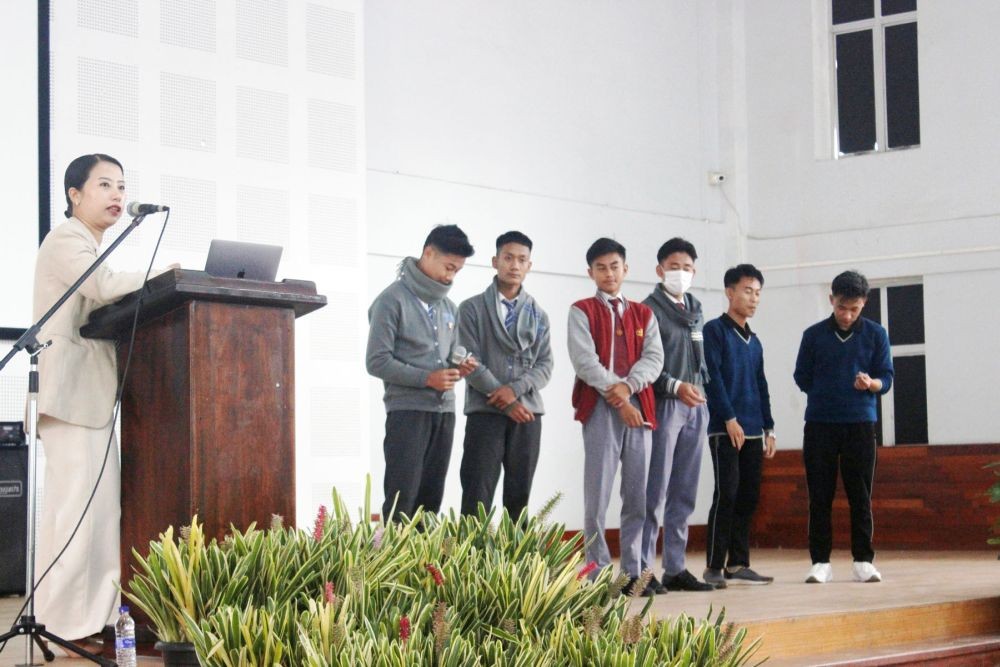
(399, 615), (411, 642)
(313, 505), (328, 541)
(324, 581), (335, 604)
(425, 563), (445, 586)
(577, 561), (598, 581)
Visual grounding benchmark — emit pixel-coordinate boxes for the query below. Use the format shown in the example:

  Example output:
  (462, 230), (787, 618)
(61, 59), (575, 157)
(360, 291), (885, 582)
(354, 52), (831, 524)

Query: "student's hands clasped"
(677, 382), (707, 408)
(488, 385), (535, 423)
(617, 402), (645, 428)
(506, 402), (535, 423)
(604, 382), (632, 408)
(487, 385), (517, 409)
(853, 371), (881, 393)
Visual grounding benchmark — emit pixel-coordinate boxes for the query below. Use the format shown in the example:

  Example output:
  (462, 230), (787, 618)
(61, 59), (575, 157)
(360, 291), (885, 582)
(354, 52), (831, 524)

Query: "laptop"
(204, 240), (282, 281)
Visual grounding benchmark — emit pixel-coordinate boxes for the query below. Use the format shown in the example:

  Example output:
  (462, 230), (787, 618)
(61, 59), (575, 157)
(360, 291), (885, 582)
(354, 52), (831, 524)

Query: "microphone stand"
(0, 214), (146, 667)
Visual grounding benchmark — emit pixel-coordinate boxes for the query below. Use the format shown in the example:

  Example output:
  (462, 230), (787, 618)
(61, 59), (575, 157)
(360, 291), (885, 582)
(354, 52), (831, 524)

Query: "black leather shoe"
(647, 574), (668, 595)
(624, 575), (656, 597)
(663, 569), (715, 592)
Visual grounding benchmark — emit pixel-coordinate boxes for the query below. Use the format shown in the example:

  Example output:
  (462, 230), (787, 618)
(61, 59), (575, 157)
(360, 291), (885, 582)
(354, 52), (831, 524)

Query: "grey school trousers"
(641, 399), (708, 576)
(382, 410), (455, 521)
(459, 412), (542, 521)
(582, 399), (652, 578)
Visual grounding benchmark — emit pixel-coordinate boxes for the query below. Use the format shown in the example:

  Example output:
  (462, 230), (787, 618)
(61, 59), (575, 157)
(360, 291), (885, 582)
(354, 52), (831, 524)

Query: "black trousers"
(706, 434), (764, 570)
(382, 410), (455, 521)
(459, 412), (542, 521)
(802, 421), (877, 563)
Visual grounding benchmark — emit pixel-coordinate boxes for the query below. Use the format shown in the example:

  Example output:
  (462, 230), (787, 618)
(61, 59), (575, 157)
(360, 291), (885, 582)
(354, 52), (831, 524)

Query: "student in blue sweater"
(703, 264), (775, 588)
(794, 270), (893, 584)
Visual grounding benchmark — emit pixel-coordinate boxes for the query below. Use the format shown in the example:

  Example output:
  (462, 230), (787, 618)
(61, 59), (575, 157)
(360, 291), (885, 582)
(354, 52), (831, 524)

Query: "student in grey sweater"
(366, 225), (477, 521)
(458, 231), (553, 521)
(641, 238), (716, 593)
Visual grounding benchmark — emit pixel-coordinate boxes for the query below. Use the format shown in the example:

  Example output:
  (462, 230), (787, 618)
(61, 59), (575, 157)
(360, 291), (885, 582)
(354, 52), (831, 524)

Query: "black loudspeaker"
(0, 443), (28, 595)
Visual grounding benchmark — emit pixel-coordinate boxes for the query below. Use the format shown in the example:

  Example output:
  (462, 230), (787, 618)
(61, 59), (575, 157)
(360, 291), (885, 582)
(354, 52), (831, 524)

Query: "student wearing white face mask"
(639, 238), (716, 592)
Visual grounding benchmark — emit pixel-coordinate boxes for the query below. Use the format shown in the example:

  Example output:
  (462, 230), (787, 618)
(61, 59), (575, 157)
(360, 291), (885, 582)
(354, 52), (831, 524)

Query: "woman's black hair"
(64, 153), (124, 218)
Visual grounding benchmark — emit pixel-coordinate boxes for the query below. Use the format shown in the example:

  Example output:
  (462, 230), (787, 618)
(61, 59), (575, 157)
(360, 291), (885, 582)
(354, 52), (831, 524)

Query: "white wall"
(739, 0), (1000, 447)
(0, 3), (39, 333)
(0, 3), (39, 428)
(923, 269), (1000, 444)
(365, 0), (1000, 535)
(365, 1), (733, 529)
(33, 0), (367, 527)
(14, 0), (993, 537)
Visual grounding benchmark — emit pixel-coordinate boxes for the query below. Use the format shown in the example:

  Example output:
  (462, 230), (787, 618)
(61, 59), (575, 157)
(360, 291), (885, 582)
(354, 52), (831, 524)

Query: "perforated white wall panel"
(306, 4), (356, 78)
(49, 0), (367, 526)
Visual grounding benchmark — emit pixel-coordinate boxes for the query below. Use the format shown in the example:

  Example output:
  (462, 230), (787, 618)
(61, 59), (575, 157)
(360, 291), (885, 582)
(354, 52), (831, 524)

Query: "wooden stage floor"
(634, 549), (1000, 665)
(0, 549), (997, 666)
(637, 548), (997, 624)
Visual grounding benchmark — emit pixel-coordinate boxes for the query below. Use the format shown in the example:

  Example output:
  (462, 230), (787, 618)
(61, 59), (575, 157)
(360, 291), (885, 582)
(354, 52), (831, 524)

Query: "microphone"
(450, 345), (472, 366)
(127, 201), (169, 216)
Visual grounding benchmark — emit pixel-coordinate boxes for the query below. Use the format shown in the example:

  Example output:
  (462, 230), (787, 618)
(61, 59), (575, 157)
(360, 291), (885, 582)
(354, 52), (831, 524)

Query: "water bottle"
(114, 605), (137, 667)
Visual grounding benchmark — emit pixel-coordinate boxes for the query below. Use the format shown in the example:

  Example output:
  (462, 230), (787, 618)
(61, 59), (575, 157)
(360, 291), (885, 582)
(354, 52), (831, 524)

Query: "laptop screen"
(204, 240), (282, 281)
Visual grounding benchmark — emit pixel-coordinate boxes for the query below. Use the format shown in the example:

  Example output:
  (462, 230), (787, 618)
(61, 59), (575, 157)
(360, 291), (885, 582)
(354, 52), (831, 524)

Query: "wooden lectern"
(82, 269), (326, 584)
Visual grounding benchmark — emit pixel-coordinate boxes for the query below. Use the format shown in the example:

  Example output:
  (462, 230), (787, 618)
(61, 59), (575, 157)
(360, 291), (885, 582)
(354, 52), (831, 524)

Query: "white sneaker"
(805, 562), (833, 583)
(853, 561), (882, 582)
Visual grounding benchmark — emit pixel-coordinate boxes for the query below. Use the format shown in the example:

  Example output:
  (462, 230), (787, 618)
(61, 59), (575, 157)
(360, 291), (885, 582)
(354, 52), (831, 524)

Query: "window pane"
(833, 0), (874, 24)
(887, 284), (924, 345)
(885, 22), (920, 148)
(893, 355), (928, 445)
(861, 288), (881, 325)
(836, 30), (877, 154)
(881, 0), (916, 16)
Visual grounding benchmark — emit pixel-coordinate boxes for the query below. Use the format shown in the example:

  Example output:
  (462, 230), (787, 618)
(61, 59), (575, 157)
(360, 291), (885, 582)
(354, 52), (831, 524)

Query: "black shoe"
(724, 566), (774, 585)
(702, 567), (728, 589)
(624, 575), (656, 597)
(663, 569), (715, 592)
(647, 574), (668, 595)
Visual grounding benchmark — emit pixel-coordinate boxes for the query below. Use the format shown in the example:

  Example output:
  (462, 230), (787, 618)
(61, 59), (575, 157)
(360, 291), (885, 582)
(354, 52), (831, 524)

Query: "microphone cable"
(0, 209), (170, 652)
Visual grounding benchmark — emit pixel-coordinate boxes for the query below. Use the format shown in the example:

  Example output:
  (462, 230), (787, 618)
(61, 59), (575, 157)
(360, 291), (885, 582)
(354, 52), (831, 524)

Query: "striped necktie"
(609, 298), (629, 377)
(502, 299), (517, 332)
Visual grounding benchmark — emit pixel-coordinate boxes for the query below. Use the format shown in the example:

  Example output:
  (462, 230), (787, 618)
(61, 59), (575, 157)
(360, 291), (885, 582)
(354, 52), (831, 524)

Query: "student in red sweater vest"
(568, 238), (664, 595)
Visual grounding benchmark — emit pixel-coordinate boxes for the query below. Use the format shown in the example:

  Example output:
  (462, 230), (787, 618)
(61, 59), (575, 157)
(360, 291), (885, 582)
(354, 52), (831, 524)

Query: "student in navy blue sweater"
(703, 264), (775, 588)
(794, 271), (893, 584)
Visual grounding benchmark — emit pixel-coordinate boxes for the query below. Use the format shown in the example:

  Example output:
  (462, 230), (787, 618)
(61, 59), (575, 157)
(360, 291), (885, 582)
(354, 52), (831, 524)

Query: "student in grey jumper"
(641, 238), (715, 593)
(366, 225), (477, 521)
(569, 238), (663, 595)
(458, 231), (553, 521)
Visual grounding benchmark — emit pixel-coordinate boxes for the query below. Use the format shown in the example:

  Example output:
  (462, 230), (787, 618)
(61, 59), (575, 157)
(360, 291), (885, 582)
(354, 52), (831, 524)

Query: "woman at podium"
(31, 154), (171, 649)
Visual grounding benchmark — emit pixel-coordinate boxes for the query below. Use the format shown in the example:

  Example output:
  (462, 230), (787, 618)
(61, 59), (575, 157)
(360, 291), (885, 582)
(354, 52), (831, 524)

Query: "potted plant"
(124, 516), (233, 665)
(124, 513), (321, 665)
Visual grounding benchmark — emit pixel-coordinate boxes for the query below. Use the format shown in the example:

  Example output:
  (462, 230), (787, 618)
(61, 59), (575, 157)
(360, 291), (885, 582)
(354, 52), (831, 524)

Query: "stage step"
(776, 634), (1000, 666)
(742, 596), (1000, 664)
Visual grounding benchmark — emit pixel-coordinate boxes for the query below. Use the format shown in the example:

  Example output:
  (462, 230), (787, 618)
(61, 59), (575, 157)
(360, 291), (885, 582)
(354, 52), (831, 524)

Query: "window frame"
(867, 277), (926, 446)
(830, 1), (919, 158)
